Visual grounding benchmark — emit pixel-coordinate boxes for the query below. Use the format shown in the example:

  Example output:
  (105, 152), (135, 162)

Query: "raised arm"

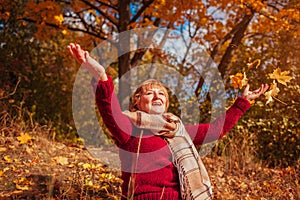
(187, 84), (269, 145)
(68, 43), (132, 146)
(67, 43), (108, 81)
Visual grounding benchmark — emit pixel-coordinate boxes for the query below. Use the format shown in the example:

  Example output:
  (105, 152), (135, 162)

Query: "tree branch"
(130, 0), (155, 24)
(95, 0), (118, 10)
(194, 12), (255, 97)
(81, 0), (118, 26)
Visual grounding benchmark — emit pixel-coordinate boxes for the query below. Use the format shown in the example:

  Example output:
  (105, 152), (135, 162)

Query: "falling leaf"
(269, 68), (293, 86)
(247, 59), (261, 70)
(17, 132), (32, 144)
(264, 81), (280, 104)
(230, 72), (248, 89)
(54, 156), (69, 165)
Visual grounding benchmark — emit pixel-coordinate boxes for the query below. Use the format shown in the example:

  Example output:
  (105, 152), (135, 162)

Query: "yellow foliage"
(54, 156), (69, 165)
(3, 155), (12, 163)
(17, 132), (32, 145)
(230, 72), (248, 89)
(264, 81), (280, 104)
(54, 14), (64, 25)
(269, 68), (293, 86)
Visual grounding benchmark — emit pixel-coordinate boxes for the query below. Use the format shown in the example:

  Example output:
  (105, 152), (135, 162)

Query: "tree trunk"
(118, 0), (131, 109)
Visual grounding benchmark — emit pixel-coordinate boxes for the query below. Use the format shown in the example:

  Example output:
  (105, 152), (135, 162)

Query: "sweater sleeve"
(93, 76), (132, 146)
(185, 97), (251, 145)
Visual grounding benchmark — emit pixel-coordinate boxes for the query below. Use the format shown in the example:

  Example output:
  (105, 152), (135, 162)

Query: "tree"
(0, 0), (77, 141)
(1, 0), (299, 165)
(14, 0), (298, 100)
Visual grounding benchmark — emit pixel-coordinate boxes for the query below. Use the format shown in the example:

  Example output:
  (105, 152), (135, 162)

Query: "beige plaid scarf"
(123, 110), (213, 200)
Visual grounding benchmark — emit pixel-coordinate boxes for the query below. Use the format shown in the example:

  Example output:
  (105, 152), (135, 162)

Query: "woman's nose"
(153, 92), (159, 99)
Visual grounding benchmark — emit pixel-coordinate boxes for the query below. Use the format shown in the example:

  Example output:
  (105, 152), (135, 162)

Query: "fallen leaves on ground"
(0, 131), (122, 199)
(0, 130), (299, 199)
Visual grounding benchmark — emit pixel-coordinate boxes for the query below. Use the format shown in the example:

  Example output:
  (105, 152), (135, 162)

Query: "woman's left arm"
(186, 84), (269, 145)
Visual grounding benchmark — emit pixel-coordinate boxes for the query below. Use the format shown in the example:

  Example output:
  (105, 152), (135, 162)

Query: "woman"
(68, 43), (268, 200)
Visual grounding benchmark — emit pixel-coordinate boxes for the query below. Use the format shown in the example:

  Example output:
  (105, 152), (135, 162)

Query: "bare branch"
(95, 0), (118, 10)
(81, 0), (118, 26)
(130, 0), (155, 24)
(0, 77), (21, 100)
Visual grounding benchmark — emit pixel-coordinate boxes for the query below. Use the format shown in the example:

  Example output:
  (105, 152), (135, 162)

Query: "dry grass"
(0, 107), (299, 199)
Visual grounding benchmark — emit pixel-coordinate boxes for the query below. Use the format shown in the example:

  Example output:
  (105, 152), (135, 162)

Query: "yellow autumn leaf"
(82, 163), (91, 169)
(0, 171), (3, 177)
(269, 68), (293, 86)
(62, 29), (68, 35)
(3, 155), (12, 163)
(230, 72), (248, 89)
(13, 177), (33, 190)
(264, 81), (280, 104)
(15, 184), (29, 191)
(17, 132), (32, 144)
(54, 156), (69, 165)
(3, 167), (9, 173)
(0, 147), (7, 152)
(85, 178), (93, 187)
(54, 14), (64, 25)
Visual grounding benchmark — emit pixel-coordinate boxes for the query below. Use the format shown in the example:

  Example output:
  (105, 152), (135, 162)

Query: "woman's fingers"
(243, 84), (269, 101)
(67, 43), (86, 64)
(164, 121), (177, 131)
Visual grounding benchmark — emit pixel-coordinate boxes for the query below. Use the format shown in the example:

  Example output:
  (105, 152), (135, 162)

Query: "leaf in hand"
(230, 72), (248, 89)
(269, 68), (293, 86)
(264, 81), (280, 104)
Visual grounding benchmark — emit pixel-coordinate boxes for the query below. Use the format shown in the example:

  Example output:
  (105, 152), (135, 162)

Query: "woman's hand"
(242, 84), (269, 102)
(67, 43), (88, 64)
(67, 43), (108, 81)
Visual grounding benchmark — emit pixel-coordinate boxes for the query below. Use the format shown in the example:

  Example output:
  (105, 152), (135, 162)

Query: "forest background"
(0, 0), (299, 199)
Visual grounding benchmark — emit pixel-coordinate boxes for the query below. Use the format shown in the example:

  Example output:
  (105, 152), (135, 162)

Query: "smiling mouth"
(152, 102), (162, 106)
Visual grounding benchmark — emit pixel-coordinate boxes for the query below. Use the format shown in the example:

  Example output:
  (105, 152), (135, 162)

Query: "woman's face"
(138, 87), (167, 114)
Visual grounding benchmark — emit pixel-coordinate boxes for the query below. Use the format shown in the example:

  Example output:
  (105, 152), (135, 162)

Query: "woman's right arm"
(68, 43), (132, 146)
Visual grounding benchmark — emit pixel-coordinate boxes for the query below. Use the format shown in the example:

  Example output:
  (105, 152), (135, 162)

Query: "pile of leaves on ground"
(205, 156), (299, 200)
(0, 121), (299, 199)
(0, 122), (122, 200)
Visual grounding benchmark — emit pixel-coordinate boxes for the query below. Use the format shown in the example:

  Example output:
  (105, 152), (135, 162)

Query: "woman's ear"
(132, 94), (140, 111)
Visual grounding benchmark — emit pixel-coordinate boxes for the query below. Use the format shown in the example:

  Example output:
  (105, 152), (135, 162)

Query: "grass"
(0, 106), (299, 199)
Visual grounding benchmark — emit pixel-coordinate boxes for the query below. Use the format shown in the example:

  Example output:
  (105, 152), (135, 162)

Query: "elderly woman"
(68, 43), (268, 200)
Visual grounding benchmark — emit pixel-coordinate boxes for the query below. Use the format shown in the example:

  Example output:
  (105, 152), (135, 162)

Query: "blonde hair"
(129, 79), (169, 112)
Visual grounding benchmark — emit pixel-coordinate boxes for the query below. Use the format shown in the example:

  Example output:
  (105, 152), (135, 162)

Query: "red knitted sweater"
(94, 76), (251, 200)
